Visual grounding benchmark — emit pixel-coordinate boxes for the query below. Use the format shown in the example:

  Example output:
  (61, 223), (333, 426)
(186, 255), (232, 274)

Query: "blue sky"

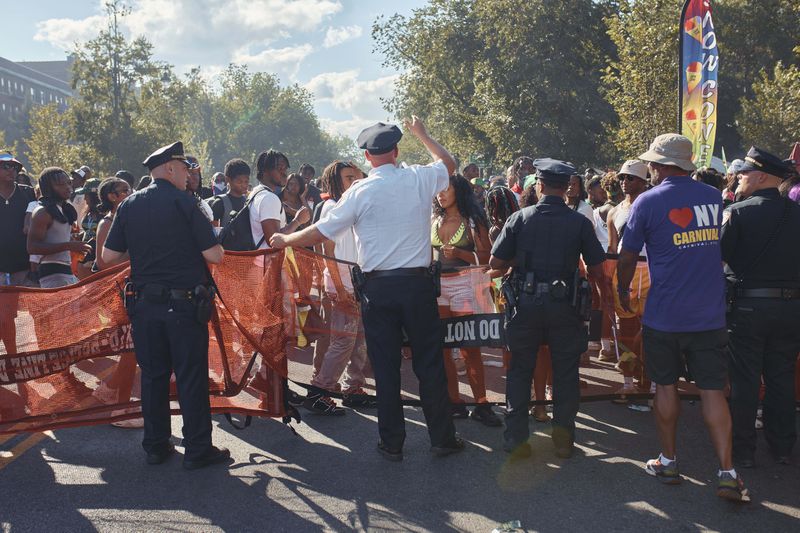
(5, 0), (429, 138)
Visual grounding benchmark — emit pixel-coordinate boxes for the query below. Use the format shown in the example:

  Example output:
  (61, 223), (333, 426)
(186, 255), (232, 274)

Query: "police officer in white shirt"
(271, 117), (463, 461)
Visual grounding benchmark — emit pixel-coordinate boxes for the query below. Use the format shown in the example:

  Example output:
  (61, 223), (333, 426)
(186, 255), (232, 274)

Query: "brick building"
(0, 56), (73, 119)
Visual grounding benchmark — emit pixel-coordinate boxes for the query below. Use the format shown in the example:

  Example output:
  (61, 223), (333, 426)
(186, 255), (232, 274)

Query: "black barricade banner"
(442, 314), (505, 348)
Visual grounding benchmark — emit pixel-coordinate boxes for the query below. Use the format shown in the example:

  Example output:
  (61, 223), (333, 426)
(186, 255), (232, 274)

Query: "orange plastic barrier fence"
(2, 248), (708, 435)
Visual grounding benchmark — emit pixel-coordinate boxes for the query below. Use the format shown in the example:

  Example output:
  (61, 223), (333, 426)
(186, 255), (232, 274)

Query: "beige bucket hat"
(638, 134), (696, 172)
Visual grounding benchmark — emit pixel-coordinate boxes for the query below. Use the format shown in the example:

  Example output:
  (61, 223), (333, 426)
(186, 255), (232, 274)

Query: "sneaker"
(644, 457), (682, 484)
(286, 389), (305, 407)
(302, 393), (345, 416)
(717, 471), (750, 503)
(342, 388), (378, 408)
(470, 404), (502, 427)
(451, 403), (469, 419)
(598, 349), (617, 363)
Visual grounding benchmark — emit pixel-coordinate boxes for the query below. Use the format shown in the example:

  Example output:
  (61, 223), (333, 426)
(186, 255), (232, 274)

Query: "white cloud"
(34, 0), (342, 75)
(306, 70), (397, 115)
(306, 70), (398, 138)
(232, 44), (314, 79)
(323, 25), (363, 48)
(318, 117), (370, 139)
(34, 15), (106, 50)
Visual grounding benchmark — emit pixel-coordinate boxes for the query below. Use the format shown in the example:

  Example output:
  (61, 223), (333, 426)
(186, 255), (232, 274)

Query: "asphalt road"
(1, 392), (798, 532)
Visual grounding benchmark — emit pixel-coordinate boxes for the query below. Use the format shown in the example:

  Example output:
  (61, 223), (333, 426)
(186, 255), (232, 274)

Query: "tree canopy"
(20, 6), (355, 179)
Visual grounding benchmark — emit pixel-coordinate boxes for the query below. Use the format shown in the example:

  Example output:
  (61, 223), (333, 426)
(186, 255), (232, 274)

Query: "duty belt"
(135, 284), (196, 302)
(736, 288), (800, 300)
(364, 267), (429, 279)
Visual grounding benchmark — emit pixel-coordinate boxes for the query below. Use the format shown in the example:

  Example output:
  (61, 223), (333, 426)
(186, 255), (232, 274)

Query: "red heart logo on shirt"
(669, 207), (694, 229)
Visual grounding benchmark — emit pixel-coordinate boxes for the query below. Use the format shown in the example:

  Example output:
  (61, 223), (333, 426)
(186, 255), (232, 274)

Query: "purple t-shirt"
(621, 176), (725, 332)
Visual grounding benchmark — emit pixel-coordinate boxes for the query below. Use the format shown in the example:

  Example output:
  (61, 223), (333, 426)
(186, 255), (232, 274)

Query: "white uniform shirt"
(248, 186), (286, 250)
(316, 160), (449, 272)
(320, 199), (356, 294)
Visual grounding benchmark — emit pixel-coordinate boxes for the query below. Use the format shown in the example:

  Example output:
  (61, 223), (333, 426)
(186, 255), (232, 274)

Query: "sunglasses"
(618, 174), (642, 182)
(0, 162), (19, 170)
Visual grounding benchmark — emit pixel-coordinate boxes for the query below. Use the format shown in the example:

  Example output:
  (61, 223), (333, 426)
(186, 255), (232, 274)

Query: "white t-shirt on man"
(248, 186), (285, 250)
(320, 199), (357, 294)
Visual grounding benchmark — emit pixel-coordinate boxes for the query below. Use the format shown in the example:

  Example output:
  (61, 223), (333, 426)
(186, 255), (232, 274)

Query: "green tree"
(69, 27), (164, 173)
(714, 0), (800, 154)
(603, 0), (684, 160)
(737, 58), (800, 155)
(375, 0), (616, 167)
(23, 104), (94, 175)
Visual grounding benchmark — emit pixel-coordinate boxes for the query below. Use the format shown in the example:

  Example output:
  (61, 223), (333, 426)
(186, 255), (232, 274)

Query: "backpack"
(218, 185), (280, 251)
(311, 197), (331, 224)
(219, 194), (234, 228)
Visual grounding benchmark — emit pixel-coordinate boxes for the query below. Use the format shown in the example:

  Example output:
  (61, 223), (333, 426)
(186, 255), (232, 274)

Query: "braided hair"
(433, 174), (489, 230)
(485, 186), (519, 229)
(254, 149), (290, 183)
(98, 177), (128, 214)
(39, 167), (77, 224)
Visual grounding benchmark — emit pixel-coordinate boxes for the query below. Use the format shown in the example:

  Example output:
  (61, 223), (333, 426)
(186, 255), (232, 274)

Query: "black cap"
(142, 141), (192, 171)
(357, 122), (403, 155)
(739, 146), (793, 180)
(533, 158), (577, 185)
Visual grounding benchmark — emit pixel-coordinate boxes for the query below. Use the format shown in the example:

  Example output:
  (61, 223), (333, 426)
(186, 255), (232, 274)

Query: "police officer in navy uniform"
(270, 117), (464, 461)
(721, 147), (800, 468)
(489, 159), (607, 459)
(101, 141), (231, 469)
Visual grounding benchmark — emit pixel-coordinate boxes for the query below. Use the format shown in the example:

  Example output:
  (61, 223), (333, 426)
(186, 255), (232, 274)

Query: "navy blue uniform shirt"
(491, 195), (605, 279)
(105, 179), (218, 288)
(721, 188), (800, 289)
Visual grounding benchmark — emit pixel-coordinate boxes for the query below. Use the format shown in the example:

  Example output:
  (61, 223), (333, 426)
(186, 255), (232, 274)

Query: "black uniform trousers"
(728, 297), (800, 461)
(505, 294), (588, 449)
(360, 275), (456, 451)
(129, 298), (213, 461)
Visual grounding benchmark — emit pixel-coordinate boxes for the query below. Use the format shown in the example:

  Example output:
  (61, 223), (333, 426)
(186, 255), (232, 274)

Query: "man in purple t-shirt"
(618, 134), (747, 503)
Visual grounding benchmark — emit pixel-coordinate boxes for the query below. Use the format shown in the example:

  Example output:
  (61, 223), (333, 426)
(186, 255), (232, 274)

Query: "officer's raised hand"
(403, 115), (429, 139)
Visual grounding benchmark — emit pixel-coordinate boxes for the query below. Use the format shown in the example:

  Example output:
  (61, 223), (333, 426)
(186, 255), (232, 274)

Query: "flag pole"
(678, 0), (691, 132)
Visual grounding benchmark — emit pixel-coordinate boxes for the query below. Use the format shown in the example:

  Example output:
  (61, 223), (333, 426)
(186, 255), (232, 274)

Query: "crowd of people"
(1, 118), (799, 502)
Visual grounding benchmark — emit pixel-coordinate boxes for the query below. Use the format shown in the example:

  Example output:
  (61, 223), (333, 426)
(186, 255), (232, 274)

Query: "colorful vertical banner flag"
(679, 0), (719, 168)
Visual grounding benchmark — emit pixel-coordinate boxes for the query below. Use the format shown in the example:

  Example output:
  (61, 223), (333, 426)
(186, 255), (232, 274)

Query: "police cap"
(739, 146), (793, 180)
(533, 158), (577, 185)
(357, 122), (403, 155)
(142, 141), (192, 171)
